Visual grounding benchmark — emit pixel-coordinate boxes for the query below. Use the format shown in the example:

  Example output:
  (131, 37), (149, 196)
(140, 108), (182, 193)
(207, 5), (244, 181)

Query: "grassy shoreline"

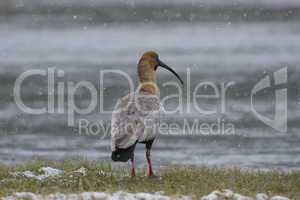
(0, 159), (299, 199)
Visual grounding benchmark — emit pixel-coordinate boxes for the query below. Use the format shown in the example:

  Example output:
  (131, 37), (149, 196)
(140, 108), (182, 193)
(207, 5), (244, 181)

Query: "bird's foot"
(147, 173), (161, 179)
(131, 171), (136, 178)
(147, 174), (156, 178)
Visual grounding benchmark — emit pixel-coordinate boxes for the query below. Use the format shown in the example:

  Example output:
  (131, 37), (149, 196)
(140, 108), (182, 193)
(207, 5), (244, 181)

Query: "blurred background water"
(0, 0), (300, 170)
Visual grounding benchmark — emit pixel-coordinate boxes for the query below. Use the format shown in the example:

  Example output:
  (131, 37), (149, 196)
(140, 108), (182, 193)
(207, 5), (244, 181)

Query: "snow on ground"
(1, 191), (291, 200)
(270, 196), (290, 200)
(256, 193), (268, 200)
(12, 167), (63, 181)
(200, 189), (291, 200)
(201, 189), (254, 200)
(11, 166), (90, 180)
(6, 167), (291, 200)
(1, 191), (191, 200)
(73, 167), (87, 176)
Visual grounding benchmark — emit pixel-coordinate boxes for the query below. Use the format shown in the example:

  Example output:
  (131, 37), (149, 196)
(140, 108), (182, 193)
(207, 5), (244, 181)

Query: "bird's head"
(137, 51), (183, 93)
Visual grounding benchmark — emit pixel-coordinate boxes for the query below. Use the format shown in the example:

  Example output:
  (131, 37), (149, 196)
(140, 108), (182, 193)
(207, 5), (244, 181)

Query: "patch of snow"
(12, 171), (36, 179)
(110, 191), (174, 200)
(13, 192), (38, 200)
(12, 167), (62, 181)
(201, 189), (235, 200)
(1, 192), (191, 200)
(200, 191), (218, 200)
(73, 167), (87, 176)
(1, 191), (291, 200)
(271, 196), (290, 200)
(39, 167), (62, 177)
(222, 189), (234, 197)
(233, 193), (253, 200)
(80, 192), (108, 200)
(201, 190), (253, 200)
(98, 170), (128, 177)
(256, 193), (268, 200)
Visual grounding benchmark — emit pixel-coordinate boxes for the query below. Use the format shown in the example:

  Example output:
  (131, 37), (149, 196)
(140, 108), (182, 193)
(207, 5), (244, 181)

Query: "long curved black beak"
(157, 60), (184, 85)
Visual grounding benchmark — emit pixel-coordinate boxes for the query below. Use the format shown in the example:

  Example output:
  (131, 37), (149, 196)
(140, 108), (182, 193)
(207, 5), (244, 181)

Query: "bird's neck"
(137, 58), (157, 94)
(138, 80), (157, 94)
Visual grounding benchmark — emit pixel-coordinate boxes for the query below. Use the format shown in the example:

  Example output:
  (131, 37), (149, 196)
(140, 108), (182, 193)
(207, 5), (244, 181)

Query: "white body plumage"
(110, 92), (160, 152)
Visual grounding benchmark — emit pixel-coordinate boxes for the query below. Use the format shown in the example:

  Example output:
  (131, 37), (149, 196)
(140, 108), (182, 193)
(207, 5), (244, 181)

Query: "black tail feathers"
(111, 142), (137, 162)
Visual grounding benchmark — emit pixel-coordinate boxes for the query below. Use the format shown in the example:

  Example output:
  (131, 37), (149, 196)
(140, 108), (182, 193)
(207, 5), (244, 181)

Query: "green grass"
(0, 159), (299, 199)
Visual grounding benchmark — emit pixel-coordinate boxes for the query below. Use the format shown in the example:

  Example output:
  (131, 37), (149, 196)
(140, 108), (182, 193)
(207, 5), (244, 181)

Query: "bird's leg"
(130, 155), (136, 177)
(146, 148), (154, 177)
